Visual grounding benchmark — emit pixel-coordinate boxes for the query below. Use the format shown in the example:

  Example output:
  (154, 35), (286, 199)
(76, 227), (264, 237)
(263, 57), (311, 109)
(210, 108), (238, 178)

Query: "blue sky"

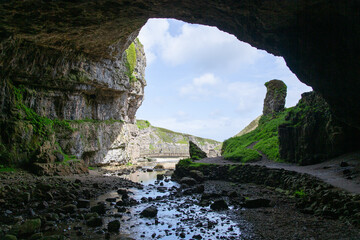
(137, 19), (312, 142)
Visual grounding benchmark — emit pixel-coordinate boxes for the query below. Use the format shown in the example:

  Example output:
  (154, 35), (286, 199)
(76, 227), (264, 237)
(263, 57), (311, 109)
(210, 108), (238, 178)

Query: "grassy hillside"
(136, 119), (220, 145)
(222, 109), (291, 163)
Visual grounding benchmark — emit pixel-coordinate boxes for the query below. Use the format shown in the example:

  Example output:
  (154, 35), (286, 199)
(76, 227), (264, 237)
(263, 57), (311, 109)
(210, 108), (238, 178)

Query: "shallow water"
(62, 159), (245, 239)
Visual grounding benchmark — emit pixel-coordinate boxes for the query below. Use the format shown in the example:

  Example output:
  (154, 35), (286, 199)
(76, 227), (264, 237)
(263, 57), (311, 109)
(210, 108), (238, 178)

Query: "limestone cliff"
(132, 120), (221, 159)
(0, 38), (146, 167)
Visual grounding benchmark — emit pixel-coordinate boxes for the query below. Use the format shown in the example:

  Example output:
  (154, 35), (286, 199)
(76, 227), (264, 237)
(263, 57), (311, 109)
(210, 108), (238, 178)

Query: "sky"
(136, 18), (312, 142)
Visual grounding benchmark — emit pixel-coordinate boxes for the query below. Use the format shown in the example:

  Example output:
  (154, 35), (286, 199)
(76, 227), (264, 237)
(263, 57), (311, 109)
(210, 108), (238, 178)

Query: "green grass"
(222, 109), (291, 162)
(125, 42), (137, 82)
(136, 120), (151, 130)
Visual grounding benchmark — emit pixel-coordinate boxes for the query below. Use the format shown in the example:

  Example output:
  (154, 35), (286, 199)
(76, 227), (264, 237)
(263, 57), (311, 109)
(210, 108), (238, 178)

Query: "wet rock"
(242, 198), (271, 208)
(62, 204), (77, 214)
(37, 183), (51, 192)
(105, 197), (117, 202)
(189, 170), (204, 182)
(29, 232), (43, 240)
(77, 199), (90, 208)
(157, 174), (164, 180)
(107, 220), (120, 232)
(192, 234), (203, 239)
(210, 199), (229, 211)
(180, 177), (197, 186)
(4, 235), (17, 240)
(228, 191), (238, 198)
(157, 187), (167, 193)
(154, 164), (164, 170)
(87, 216), (103, 227)
(91, 203), (106, 215)
(340, 162), (349, 167)
(140, 206), (158, 218)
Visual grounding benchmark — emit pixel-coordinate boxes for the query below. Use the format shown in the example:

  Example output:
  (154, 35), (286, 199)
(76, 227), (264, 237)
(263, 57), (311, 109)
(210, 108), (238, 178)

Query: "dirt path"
(198, 151), (360, 194)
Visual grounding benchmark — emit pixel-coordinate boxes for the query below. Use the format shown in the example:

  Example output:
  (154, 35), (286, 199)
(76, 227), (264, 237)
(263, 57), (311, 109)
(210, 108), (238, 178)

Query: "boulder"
(180, 177), (197, 186)
(107, 220), (120, 232)
(140, 206), (158, 218)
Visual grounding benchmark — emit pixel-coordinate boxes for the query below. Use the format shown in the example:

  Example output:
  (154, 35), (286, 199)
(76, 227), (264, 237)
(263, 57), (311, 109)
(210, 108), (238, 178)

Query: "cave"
(1, 0), (359, 128)
(1, 1), (360, 239)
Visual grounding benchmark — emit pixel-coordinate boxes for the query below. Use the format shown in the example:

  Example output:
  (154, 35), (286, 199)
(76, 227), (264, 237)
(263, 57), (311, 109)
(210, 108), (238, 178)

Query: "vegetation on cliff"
(222, 109), (290, 163)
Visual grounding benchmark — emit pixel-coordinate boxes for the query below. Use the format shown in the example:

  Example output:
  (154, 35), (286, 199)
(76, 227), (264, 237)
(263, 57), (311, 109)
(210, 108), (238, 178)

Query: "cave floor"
(0, 163), (360, 239)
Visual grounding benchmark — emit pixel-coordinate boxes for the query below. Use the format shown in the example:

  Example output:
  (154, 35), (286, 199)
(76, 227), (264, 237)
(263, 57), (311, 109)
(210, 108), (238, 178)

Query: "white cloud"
(138, 19), (264, 71)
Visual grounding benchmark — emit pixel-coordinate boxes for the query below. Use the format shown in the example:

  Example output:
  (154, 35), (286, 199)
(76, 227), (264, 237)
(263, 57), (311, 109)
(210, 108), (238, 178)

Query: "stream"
(61, 158), (247, 239)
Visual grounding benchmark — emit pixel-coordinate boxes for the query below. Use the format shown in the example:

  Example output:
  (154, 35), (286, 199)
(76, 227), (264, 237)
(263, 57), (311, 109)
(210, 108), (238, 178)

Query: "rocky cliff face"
(0, 39), (146, 167)
(278, 92), (360, 165)
(132, 120), (221, 159)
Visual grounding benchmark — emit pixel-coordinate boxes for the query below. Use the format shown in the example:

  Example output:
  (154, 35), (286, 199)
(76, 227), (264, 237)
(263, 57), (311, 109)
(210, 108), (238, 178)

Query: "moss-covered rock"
(278, 92), (360, 165)
(189, 141), (207, 160)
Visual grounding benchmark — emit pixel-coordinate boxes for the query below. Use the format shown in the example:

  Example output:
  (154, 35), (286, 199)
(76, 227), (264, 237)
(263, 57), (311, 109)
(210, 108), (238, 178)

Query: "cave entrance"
(135, 18), (312, 142)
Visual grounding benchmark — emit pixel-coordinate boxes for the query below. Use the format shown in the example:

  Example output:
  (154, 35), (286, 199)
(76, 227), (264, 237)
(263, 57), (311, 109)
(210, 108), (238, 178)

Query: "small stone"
(4, 235), (17, 240)
(157, 174), (164, 180)
(210, 199), (228, 211)
(189, 170), (204, 182)
(29, 232), (43, 240)
(140, 206), (158, 218)
(105, 197), (117, 202)
(180, 177), (197, 186)
(192, 234), (203, 239)
(91, 204), (106, 215)
(87, 217), (103, 227)
(77, 199), (90, 208)
(107, 220), (120, 232)
(340, 162), (349, 167)
(62, 204), (77, 214)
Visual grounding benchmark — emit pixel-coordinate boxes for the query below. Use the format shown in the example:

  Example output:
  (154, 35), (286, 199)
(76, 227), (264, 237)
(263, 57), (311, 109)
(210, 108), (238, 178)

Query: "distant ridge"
(235, 115), (262, 137)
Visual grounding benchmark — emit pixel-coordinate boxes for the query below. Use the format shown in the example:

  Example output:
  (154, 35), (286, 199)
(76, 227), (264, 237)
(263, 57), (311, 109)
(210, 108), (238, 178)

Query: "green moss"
(0, 165), (16, 172)
(293, 189), (306, 198)
(125, 42), (137, 82)
(136, 120), (151, 130)
(53, 143), (77, 165)
(88, 166), (96, 170)
(189, 141), (207, 160)
(222, 109), (291, 162)
(149, 144), (155, 150)
(177, 158), (212, 168)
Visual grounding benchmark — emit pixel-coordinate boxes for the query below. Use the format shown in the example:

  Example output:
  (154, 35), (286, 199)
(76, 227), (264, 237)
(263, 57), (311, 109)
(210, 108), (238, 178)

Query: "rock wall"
(132, 120), (221, 159)
(0, 38), (146, 166)
(278, 92), (360, 165)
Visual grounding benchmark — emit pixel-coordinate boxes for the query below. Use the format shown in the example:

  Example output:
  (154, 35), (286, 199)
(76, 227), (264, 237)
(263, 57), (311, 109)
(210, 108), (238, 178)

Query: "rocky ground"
(0, 161), (359, 240)
(199, 151), (360, 194)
